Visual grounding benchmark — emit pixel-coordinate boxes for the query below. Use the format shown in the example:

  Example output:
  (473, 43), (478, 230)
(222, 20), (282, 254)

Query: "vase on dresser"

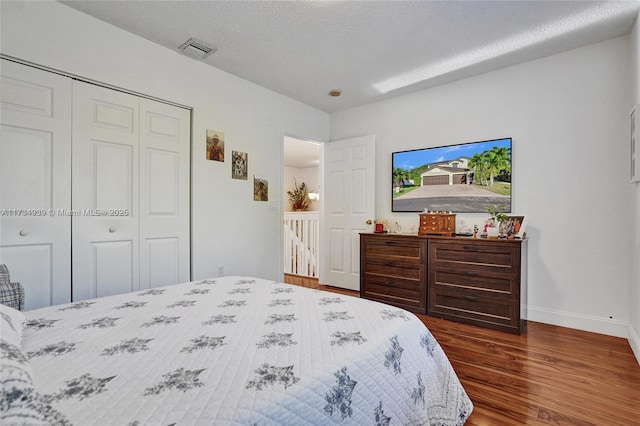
(486, 226), (500, 239)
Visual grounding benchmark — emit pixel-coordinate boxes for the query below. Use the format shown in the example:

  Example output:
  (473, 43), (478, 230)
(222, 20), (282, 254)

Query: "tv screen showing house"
(392, 138), (512, 213)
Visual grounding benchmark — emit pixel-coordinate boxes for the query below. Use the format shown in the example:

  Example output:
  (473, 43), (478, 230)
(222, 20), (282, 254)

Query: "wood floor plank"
(456, 361), (635, 426)
(284, 276), (640, 425)
(425, 318), (640, 425)
(432, 332), (639, 413)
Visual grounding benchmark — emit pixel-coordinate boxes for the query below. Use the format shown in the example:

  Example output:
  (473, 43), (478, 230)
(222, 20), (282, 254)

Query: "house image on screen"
(420, 157), (472, 186)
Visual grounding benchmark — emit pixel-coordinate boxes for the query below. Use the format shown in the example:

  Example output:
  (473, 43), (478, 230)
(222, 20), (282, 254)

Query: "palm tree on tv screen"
(468, 153), (485, 186)
(393, 168), (410, 189)
(486, 146), (511, 186)
(470, 147), (510, 187)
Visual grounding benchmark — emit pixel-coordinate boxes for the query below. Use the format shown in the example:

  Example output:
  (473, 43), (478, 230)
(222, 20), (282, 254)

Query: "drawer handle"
(463, 246), (479, 252)
(463, 294), (480, 301)
(465, 271), (479, 277)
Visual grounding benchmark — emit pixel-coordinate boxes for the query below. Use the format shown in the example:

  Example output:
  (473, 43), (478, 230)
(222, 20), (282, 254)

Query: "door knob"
(366, 219), (372, 225)
(109, 227), (116, 233)
(19, 229), (29, 237)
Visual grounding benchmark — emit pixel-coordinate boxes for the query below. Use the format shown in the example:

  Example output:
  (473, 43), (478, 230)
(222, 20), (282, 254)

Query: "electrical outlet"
(217, 265), (224, 277)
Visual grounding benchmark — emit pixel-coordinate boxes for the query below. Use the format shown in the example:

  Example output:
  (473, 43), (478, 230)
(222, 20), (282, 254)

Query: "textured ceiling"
(60, 1), (639, 114)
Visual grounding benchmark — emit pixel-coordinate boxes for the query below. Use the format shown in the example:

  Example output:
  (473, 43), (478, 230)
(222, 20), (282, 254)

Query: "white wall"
(331, 36), (634, 339)
(630, 11), (640, 362)
(0, 1), (329, 282)
(283, 166), (320, 212)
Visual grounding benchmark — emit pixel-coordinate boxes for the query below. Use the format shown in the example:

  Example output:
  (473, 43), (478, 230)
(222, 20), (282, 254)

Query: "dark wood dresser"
(360, 233), (427, 314)
(428, 238), (527, 334)
(359, 233), (527, 333)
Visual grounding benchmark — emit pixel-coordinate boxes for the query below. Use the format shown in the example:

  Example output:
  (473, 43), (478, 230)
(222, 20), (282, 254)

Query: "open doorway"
(283, 136), (321, 288)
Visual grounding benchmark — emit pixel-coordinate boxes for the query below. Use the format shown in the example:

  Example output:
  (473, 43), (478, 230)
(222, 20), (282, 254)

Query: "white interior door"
(139, 98), (190, 289)
(0, 60), (72, 309)
(321, 135), (375, 290)
(72, 81), (140, 301)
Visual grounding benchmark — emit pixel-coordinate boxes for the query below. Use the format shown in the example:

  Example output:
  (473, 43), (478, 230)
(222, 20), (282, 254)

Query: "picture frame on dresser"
(500, 215), (527, 239)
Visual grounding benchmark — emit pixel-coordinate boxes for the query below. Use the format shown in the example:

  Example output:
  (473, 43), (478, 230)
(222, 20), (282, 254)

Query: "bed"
(2, 276), (472, 425)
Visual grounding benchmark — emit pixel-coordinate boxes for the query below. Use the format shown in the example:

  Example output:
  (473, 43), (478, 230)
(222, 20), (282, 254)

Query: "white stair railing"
(284, 211), (319, 277)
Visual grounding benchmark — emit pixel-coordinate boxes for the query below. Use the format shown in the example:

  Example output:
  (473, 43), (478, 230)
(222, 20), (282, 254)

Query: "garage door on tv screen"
(391, 138), (512, 213)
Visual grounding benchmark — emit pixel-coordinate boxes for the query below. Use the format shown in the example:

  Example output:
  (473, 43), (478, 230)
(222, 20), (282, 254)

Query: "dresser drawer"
(429, 240), (520, 273)
(430, 267), (516, 297)
(361, 275), (426, 313)
(429, 286), (520, 332)
(362, 237), (424, 262)
(364, 261), (421, 281)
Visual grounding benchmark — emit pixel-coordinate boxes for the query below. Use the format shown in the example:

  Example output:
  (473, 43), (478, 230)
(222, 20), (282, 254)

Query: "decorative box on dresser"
(428, 237), (527, 334)
(360, 233), (427, 314)
(418, 212), (456, 236)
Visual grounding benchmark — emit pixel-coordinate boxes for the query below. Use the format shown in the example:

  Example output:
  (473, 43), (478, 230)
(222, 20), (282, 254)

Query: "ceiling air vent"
(178, 38), (216, 60)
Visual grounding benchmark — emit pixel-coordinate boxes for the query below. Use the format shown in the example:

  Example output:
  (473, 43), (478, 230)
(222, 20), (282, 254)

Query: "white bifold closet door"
(0, 60), (72, 310)
(72, 82), (190, 301)
(138, 98), (190, 292)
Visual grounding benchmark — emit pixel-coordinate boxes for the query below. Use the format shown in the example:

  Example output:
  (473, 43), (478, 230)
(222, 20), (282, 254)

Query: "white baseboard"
(526, 305), (628, 338)
(628, 323), (640, 365)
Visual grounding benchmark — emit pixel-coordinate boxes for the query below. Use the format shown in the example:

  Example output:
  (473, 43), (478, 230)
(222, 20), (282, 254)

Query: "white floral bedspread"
(22, 276), (472, 425)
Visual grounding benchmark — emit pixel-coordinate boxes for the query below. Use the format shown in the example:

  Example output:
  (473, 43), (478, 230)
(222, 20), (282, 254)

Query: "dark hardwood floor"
(284, 274), (640, 426)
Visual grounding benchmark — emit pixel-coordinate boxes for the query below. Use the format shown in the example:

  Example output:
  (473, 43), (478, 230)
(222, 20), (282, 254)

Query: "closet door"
(139, 99), (190, 289)
(72, 82), (140, 300)
(0, 60), (72, 310)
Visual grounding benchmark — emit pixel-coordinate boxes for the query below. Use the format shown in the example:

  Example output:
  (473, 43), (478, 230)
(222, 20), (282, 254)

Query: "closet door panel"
(72, 82), (139, 301)
(91, 241), (135, 298)
(93, 141), (134, 211)
(1, 73), (54, 116)
(146, 237), (179, 288)
(1, 126), (53, 208)
(0, 60), (72, 309)
(139, 99), (190, 289)
(146, 149), (179, 214)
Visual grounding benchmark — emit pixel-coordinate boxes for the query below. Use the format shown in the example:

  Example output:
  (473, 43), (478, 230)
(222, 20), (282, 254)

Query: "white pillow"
(0, 303), (25, 348)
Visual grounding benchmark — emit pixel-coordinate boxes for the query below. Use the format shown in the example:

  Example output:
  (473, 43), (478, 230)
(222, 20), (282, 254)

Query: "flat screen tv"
(392, 137), (512, 213)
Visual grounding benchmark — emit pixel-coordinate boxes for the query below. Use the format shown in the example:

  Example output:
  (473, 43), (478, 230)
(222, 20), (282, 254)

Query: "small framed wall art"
(253, 176), (268, 201)
(206, 130), (225, 162)
(231, 151), (248, 180)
